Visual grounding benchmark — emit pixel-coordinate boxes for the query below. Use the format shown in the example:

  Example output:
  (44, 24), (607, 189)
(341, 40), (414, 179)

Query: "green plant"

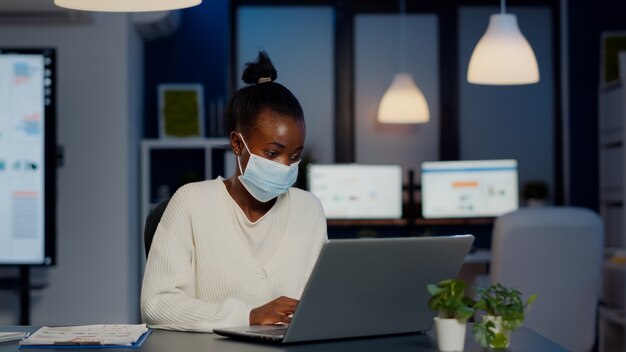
(427, 279), (475, 320)
(472, 283), (538, 349)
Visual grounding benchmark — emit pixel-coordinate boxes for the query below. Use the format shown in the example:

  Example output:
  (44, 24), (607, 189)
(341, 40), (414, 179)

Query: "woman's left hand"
(249, 296), (298, 325)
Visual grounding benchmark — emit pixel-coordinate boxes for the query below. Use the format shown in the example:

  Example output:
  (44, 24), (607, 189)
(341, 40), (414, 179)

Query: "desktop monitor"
(421, 159), (518, 219)
(307, 164), (403, 220)
(0, 48), (56, 265)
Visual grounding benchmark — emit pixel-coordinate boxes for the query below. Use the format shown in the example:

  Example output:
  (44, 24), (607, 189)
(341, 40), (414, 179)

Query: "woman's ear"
(230, 131), (243, 156)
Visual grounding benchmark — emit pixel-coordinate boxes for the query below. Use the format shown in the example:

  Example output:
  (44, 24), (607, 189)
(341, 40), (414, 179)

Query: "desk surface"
(1, 325), (565, 352)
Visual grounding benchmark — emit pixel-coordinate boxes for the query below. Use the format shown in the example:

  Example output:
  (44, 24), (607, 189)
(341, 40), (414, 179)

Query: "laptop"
(213, 235), (474, 344)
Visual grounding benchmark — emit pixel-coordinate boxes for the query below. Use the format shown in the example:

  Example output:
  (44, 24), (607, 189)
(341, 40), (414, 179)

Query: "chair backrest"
(143, 198), (171, 258)
(490, 206), (603, 352)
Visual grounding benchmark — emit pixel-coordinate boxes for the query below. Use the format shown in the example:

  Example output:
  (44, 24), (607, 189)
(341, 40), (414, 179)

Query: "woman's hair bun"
(241, 51), (278, 84)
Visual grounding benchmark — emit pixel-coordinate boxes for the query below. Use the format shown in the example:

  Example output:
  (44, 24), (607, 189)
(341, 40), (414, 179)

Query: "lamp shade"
(54, 0), (201, 12)
(467, 14), (539, 85)
(377, 73), (430, 124)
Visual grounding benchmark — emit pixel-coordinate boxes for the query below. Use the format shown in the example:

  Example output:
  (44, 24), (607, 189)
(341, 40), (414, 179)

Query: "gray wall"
(0, 13), (142, 325)
(237, 6), (335, 164)
(354, 14), (439, 174)
(236, 6), (555, 197)
(459, 6), (555, 202)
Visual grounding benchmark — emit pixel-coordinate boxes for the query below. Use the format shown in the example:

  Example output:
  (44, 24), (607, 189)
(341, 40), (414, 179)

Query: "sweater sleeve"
(140, 187), (254, 332)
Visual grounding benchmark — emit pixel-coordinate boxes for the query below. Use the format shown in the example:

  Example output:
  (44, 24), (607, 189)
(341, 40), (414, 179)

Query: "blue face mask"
(237, 134), (300, 203)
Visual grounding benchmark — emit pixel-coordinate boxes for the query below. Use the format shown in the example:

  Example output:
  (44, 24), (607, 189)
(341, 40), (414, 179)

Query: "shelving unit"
(140, 138), (232, 264)
(598, 51), (626, 352)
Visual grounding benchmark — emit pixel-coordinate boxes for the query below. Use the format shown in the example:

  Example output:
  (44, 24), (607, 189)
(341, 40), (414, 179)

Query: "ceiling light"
(467, 0), (539, 85)
(377, 0), (430, 124)
(54, 0), (201, 12)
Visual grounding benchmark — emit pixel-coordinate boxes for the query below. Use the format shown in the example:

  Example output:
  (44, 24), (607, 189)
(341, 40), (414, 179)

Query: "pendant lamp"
(54, 0), (201, 12)
(467, 0), (539, 85)
(378, 73), (430, 123)
(377, 0), (430, 124)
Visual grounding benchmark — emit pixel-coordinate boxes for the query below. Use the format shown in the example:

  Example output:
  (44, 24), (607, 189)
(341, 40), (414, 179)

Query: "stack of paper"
(0, 332), (29, 344)
(20, 324), (150, 347)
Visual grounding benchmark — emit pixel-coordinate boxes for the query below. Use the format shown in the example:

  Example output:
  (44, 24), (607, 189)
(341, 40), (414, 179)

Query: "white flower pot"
(482, 315), (511, 348)
(434, 317), (466, 352)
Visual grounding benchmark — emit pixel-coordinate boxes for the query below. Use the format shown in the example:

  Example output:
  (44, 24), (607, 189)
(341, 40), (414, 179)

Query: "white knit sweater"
(140, 177), (328, 332)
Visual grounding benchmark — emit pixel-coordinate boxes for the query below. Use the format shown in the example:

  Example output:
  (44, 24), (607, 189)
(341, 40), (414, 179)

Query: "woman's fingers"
(250, 296), (299, 325)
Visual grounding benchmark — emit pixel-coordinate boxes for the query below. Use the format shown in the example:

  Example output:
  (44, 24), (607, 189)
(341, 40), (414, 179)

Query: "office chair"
(143, 198), (171, 258)
(490, 206), (603, 352)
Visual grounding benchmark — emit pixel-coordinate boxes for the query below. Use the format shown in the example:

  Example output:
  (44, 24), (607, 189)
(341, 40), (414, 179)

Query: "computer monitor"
(421, 159), (518, 219)
(307, 164), (403, 220)
(0, 48), (56, 265)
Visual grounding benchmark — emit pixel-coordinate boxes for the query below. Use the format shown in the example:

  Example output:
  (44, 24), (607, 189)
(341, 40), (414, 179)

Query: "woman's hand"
(250, 296), (298, 325)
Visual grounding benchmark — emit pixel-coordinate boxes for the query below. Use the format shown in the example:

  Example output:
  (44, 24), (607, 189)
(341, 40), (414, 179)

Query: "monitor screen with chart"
(0, 48), (56, 265)
(421, 159), (518, 219)
(307, 164), (403, 220)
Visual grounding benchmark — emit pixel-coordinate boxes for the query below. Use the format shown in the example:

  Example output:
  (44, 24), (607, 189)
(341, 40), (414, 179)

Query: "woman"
(140, 51), (328, 332)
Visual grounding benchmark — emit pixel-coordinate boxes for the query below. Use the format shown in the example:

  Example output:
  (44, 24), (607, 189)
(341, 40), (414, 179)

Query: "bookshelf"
(598, 51), (626, 352)
(140, 139), (232, 266)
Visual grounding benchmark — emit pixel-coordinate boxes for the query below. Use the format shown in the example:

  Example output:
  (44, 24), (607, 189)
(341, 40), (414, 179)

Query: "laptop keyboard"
(247, 328), (287, 336)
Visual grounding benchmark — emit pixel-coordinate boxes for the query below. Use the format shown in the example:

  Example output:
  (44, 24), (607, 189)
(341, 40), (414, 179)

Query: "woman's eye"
(291, 154), (302, 161)
(265, 151), (278, 158)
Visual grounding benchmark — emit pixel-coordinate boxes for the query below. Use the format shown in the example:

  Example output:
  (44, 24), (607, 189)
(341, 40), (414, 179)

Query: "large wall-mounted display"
(0, 48), (56, 265)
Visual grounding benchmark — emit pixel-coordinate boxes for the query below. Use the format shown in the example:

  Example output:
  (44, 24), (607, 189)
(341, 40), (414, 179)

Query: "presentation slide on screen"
(421, 160), (519, 219)
(308, 164), (403, 219)
(0, 53), (46, 264)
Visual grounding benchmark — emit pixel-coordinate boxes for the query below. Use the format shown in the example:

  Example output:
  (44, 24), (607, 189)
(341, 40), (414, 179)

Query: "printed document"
(21, 324), (149, 346)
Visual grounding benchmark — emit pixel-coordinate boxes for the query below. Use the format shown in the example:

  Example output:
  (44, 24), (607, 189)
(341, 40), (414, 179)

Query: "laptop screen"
(307, 164), (403, 220)
(420, 159), (519, 219)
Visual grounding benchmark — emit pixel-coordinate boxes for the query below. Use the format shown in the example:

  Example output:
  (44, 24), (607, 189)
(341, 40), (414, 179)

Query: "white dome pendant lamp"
(377, 0), (430, 124)
(467, 0), (539, 85)
(55, 0), (201, 12)
(378, 73), (430, 123)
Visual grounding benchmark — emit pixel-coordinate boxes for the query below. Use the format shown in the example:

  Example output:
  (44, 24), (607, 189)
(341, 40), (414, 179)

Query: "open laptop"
(213, 235), (474, 344)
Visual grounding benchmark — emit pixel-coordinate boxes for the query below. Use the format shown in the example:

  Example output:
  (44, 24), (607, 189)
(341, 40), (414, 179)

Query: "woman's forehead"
(248, 111), (305, 140)
(249, 126), (305, 148)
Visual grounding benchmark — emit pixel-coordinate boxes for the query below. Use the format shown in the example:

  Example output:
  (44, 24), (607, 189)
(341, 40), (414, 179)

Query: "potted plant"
(427, 279), (475, 352)
(472, 283), (537, 349)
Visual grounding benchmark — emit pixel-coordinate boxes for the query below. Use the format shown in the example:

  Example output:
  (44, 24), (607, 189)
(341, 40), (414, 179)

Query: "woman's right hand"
(250, 296), (298, 325)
